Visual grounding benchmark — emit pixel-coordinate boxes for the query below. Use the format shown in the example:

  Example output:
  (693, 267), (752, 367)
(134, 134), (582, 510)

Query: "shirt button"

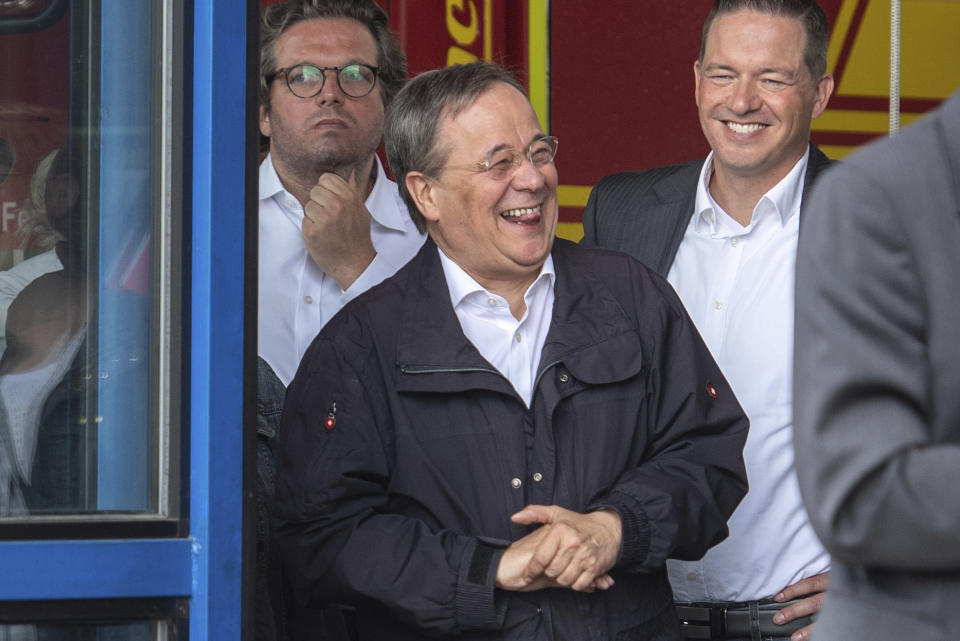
(730, 237), (739, 247)
(713, 300), (724, 310)
(559, 373), (569, 383)
(514, 333), (522, 343)
(511, 478), (522, 489)
(304, 295), (313, 304)
(687, 571), (698, 581)
(487, 297), (497, 306)
(533, 472), (543, 482)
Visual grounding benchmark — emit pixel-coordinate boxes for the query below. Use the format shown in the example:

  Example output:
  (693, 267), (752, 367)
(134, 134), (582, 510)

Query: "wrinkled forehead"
(435, 83), (540, 156)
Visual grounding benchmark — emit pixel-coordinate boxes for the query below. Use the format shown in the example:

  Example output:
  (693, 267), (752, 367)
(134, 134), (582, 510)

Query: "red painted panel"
(387, 1), (521, 80)
(0, 7), (70, 260)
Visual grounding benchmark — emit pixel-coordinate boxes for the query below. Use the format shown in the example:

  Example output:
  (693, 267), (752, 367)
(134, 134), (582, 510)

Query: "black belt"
(676, 599), (811, 640)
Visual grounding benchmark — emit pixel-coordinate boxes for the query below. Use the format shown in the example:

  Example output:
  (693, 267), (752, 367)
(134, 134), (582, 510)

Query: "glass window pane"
(0, 621), (172, 640)
(0, 1), (176, 519)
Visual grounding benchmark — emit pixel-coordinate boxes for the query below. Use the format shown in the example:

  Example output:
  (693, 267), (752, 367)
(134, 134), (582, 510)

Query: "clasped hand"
(495, 505), (621, 593)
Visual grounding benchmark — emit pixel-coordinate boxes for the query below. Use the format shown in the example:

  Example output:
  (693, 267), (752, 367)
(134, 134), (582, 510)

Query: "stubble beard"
(276, 136), (376, 183)
(270, 111), (384, 190)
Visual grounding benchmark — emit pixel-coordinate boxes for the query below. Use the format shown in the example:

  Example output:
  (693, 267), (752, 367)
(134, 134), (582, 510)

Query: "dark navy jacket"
(275, 239), (748, 641)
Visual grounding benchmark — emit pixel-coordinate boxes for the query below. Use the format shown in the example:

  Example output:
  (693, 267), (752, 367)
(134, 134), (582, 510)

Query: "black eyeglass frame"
(268, 63), (380, 99)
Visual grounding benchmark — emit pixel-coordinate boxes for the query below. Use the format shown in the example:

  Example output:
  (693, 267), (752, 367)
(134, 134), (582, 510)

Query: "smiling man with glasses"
(274, 61), (750, 641)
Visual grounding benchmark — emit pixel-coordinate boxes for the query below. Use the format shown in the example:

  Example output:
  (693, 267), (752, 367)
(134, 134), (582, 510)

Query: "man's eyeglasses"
(269, 63), (379, 99)
(446, 136), (559, 180)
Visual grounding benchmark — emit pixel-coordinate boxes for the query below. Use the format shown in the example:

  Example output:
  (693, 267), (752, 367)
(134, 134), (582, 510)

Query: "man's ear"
(405, 172), (440, 223)
(811, 73), (835, 119)
(693, 60), (702, 108)
(259, 104), (271, 138)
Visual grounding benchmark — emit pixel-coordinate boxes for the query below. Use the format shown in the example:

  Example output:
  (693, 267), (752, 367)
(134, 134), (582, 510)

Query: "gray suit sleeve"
(793, 158), (960, 571)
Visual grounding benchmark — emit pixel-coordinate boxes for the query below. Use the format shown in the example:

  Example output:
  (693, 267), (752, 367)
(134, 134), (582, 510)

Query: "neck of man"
(275, 154), (377, 208)
(708, 148), (807, 227)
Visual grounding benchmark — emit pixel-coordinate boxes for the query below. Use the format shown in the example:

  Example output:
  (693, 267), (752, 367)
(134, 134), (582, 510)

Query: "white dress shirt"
(438, 248), (555, 407)
(666, 150), (829, 602)
(258, 154), (426, 386)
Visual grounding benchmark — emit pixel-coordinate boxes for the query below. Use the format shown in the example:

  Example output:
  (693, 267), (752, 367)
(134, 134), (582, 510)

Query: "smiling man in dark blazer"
(582, 2), (834, 640)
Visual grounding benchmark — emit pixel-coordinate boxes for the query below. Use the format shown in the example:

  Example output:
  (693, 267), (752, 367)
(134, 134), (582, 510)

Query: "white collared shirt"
(438, 248), (555, 407)
(258, 154), (426, 386)
(666, 149), (829, 601)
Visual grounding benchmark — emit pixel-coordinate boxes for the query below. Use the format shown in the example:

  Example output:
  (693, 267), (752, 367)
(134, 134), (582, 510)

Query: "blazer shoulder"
(583, 160), (701, 272)
(591, 160), (702, 203)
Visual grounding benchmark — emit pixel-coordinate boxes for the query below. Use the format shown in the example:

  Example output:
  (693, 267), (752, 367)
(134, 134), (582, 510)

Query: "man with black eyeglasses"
(256, 3), (423, 640)
(258, 0), (424, 389)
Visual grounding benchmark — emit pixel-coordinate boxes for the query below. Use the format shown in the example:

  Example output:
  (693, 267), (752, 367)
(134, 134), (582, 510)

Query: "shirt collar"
(259, 153), (286, 202)
(437, 246), (556, 312)
(259, 153), (407, 233)
(693, 147), (810, 234)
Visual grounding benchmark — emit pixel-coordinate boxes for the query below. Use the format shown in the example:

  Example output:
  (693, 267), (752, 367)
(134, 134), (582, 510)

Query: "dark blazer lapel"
(800, 144), (833, 211)
(647, 172), (698, 275)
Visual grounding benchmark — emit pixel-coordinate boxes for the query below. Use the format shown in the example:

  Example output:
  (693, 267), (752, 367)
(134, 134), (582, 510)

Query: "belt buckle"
(676, 605), (726, 639)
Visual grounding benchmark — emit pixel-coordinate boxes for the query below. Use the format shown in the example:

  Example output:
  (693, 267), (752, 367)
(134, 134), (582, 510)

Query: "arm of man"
(794, 157), (960, 569)
(610, 263), (748, 568)
(274, 311), (506, 637)
(537, 257), (748, 573)
(492, 260), (747, 588)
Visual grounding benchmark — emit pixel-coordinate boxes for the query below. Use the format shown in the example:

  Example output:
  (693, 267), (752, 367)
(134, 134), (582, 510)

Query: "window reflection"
(0, 620), (165, 641)
(0, 136), (89, 515)
(0, 2), (164, 519)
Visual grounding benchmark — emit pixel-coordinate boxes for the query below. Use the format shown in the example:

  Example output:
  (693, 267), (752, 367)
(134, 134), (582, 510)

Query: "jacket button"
(532, 472), (543, 482)
(559, 373), (569, 383)
(511, 478), (522, 489)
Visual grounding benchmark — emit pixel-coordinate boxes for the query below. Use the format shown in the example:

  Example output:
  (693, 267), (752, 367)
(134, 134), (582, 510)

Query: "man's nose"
(315, 70), (344, 103)
(729, 79), (760, 113)
(511, 155), (548, 190)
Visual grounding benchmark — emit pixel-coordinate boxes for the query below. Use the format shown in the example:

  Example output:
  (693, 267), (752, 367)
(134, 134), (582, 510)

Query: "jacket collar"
(396, 239), (495, 374)
(395, 238), (642, 389)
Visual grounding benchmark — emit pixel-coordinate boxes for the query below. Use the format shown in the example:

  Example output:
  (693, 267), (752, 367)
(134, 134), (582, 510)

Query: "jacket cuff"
(455, 539), (507, 630)
(589, 491), (651, 568)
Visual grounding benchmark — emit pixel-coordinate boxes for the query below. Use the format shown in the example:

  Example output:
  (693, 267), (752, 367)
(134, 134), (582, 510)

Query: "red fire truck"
(4, 0), (959, 264)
